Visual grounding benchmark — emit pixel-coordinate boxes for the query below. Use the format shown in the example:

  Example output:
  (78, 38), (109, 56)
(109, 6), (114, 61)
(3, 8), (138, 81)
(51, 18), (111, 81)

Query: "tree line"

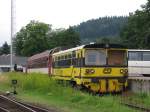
(14, 21), (80, 56)
(0, 42), (10, 55)
(1, 0), (150, 56)
(73, 16), (128, 43)
(121, 0), (150, 49)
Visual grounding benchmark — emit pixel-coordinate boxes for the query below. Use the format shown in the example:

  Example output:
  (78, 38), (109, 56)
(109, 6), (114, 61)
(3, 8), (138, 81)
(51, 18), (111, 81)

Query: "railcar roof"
(84, 43), (126, 49)
(28, 50), (51, 61)
(128, 49), (150, 52)
(53, 44), (126, 56)
(53, 45), (85, 56)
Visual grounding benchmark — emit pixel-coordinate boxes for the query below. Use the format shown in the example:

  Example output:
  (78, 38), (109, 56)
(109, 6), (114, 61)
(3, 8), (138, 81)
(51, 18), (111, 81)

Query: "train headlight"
(120, 69), (128, 75)
(120, 69), (124, 73)
(103, 68), (111, 74)
(85, 69), (95, 74)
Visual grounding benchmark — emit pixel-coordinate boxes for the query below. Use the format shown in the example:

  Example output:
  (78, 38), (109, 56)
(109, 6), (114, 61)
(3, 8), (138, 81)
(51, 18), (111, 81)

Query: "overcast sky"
(0, 0), (147, 45)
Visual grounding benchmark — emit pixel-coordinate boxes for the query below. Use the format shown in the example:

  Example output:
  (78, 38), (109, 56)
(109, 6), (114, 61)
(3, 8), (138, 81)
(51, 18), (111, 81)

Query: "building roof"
(0, 54), (27, 66)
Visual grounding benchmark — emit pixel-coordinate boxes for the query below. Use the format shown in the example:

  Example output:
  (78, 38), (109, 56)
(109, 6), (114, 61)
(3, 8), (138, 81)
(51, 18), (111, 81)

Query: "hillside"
(73, 16), (128, 43)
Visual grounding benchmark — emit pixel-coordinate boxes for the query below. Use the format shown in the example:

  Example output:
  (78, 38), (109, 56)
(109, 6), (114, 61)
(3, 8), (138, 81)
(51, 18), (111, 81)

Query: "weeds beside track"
(0, 72), (146, 112)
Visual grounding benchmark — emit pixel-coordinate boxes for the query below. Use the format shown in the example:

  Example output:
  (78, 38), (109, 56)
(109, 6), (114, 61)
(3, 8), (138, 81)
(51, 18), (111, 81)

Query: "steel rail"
(122, 102), (150, 112)
(0, 95), (53, 112)
(16, 101), (50, 112)
(0, 95), (36, 112)
(0, 106), (10, 112)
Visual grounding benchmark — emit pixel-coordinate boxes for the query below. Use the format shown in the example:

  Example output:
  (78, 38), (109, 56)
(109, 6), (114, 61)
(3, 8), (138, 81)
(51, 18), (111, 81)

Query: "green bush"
(0, 72), (138, 112)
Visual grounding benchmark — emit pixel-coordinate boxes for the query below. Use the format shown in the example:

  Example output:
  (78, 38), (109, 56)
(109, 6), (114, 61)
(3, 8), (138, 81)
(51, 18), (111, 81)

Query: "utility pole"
(11, 0), (16, 71)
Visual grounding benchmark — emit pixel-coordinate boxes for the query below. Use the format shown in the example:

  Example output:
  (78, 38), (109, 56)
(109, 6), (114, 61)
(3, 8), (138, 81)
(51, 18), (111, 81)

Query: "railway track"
(121, 102), (150, 112)
(121, 92), (150, 112)
(0, 95), (51, 112)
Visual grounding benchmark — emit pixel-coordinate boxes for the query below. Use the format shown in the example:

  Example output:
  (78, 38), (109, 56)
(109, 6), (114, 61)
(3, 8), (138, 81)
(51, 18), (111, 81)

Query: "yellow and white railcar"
(52, 44), (128, 93)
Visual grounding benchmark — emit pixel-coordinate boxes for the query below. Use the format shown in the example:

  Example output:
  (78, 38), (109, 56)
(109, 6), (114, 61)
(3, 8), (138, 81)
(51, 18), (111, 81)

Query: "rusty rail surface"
(0, 95), (52, 112)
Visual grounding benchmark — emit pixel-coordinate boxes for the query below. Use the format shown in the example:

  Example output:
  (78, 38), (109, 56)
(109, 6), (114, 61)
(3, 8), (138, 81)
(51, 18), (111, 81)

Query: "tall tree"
(14, 21), (51, 56)
(0, 42), (10, 54)
(48, 27), (80, 49)
(0, 47), (2, 55)
(14, 21), (80, 56)
(121, 0), (150, 48)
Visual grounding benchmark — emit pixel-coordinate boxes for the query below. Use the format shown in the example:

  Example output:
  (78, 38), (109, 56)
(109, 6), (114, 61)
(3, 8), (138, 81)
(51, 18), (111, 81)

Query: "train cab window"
(108, 50), (127, 66)
(85, 50), (106, 66)
(143, 52), (150, 61)
(129, 51), (142, 61)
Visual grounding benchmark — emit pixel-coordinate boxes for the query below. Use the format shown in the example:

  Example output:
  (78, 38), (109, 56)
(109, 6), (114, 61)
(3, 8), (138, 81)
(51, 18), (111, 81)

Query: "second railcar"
(27, 50), (52, 74)
(128, 49), (150, 77)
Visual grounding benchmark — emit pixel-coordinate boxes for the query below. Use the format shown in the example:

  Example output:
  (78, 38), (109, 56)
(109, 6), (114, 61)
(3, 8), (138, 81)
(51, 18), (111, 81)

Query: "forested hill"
(73, 16), (128, 43)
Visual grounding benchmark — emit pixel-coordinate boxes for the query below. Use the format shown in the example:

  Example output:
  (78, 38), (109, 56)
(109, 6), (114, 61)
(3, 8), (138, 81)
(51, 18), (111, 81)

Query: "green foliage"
(124, 92), (150, 108)
(14, 21), (80, 56)
(74, 16), (128, 43)
(14, 21), (51, 56)
(48, 27), (80, 49)
(121, 0), (150, 48)
(0, 42), (10, 55)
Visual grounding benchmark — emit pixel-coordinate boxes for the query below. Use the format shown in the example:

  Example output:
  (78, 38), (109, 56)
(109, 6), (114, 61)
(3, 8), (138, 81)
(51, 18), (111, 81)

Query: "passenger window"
(81, 51), (82, 57)
(72, 51), (76, 58)
(78, 54), (80, 58)
(61, 56), (64, 60)
(68, 54), (71, 59)
(143, 52), (150, 61)
(58, 56), (60, 61)
(65, 55), (67, 59)
(129, 52), (142, 61)
(55, 57), (58, 61)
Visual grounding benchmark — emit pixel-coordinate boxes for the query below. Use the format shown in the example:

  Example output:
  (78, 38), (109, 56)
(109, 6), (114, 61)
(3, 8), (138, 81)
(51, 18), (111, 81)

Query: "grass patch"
(0, 72), (140, 112)
(125, 92), (150, 108)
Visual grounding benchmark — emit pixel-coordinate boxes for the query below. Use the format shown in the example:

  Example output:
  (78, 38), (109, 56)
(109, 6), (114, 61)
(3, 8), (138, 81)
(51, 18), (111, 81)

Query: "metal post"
(11, 0), (13, 71)
(11, 0), (16, 71)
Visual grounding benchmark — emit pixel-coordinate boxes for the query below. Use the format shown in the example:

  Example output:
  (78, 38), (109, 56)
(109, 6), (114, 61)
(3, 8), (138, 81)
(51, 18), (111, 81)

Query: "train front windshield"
(85, 49), (127, 66)
(107, 50), (127, 66)
(85, 50), (107, 66)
